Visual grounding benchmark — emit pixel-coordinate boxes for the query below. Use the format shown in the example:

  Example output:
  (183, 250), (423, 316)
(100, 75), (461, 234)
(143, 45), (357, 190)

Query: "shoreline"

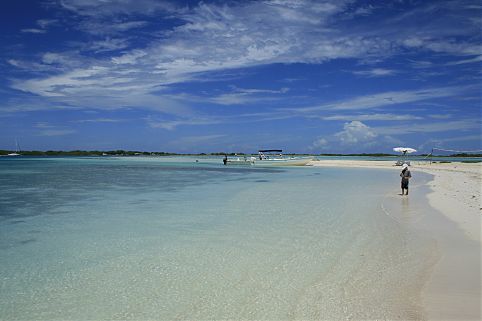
(310, 159), (481, 320)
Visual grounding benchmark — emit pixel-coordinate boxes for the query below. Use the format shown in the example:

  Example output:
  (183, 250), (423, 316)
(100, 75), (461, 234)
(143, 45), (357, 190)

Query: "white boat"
(251, 150), (313, 166)
(225, 155), (253, 165)
(7, 139), (21, 156)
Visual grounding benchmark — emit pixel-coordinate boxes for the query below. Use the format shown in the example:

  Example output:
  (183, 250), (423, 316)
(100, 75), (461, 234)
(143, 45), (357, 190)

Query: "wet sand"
(310, 159), (481, 320)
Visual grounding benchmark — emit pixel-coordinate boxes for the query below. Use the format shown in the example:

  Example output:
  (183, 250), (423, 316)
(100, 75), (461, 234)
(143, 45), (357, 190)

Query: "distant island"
(0, 150), (480, 157)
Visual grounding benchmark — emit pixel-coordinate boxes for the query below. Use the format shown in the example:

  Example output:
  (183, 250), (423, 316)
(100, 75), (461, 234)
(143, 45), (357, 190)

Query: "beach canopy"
(259, 149), (282, 152)
(393, 147), (417, 154)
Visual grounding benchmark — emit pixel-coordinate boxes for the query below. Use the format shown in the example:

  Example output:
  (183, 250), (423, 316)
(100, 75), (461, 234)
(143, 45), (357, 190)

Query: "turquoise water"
(0, 157), (436, 319)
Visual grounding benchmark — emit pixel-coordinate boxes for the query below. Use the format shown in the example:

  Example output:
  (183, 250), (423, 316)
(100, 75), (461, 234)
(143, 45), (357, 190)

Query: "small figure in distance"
(223, 155), (227, 165)
(400, 163), (412, 195)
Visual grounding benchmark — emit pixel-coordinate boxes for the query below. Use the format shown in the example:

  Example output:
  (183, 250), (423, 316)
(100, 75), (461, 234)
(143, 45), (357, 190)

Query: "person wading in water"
(400, 163), (412, 195)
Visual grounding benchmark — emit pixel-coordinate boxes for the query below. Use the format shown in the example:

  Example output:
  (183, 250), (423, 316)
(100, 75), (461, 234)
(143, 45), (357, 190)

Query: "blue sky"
(0, 0), (480, 153)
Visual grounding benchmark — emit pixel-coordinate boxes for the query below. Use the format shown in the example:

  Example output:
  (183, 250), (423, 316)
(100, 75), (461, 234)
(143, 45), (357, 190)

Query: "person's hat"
(401, 163), (408, 170)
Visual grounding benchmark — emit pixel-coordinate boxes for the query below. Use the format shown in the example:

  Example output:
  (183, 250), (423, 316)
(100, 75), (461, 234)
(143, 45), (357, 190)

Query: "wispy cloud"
(209, 87), (289, 105)
(146, 117), (221, 130)
(38, 129), (76, 136)
(352, 68), (397, 77)
(78, 20), (148, 35)
(37, 19), (58, 29)
(321, 113), (422, 121)
(73, 118), (125, 123)
(21, 28), (46, 34)
(58, 0), (180, 17)
(111, 50), (147, 65)
(293, 86), (470, 112)
(8, 0), (481, 115)
(35, 122), (76, 136)
(375, 119), (480, 135)
(446, 55), (482, 65)
(86, 38), (130, 53)
(21, 19), (58, 34)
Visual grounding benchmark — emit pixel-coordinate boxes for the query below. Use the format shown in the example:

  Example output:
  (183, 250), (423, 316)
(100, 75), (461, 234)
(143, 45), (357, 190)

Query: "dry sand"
(310, 159), (481, 320)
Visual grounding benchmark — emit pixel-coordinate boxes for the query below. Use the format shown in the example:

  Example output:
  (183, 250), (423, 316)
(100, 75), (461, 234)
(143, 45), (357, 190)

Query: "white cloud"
(311, 137), (328, 149)
(334, 121), (378, 145)
(428, 114), (452, 119)
(446, 55), (482, 66)
(87, 38), (129, 52)
(322, 113), (422, 121)
(20, 19), (57, 34)
(7, 59), (24, 68)
(74, 118), (124, 123)
(37, 19), (58, 29)
(38, 129), (76, 136)
(35, 122), (76, 136)
(7, 0), (481, 119)
(418, 135), (482, 152)
(146, 117), (221, 130)
(173, 134), (227, 145)
(375, 119), (480, 135)
(209, 87), (289, 105)
(12, 66), (109, 96)
(58, 0), (179, 17)
(112, 50), (147, 65)
(41, 52), (81, 67)
(79, 20), (148, 35)
(294, 86), (469, 112)
(352, 68), (397, 77)
(408, 59), (434, 69)
(21, 28), (46, 34)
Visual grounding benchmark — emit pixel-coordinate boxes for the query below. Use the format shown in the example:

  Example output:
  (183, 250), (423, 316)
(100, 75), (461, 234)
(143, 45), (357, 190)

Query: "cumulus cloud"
(335, 121), (378, 145)
(311, 137), (328, 149)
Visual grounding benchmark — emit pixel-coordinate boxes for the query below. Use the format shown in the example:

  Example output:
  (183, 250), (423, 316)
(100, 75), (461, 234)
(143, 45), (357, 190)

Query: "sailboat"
(7, 139), (21, 156)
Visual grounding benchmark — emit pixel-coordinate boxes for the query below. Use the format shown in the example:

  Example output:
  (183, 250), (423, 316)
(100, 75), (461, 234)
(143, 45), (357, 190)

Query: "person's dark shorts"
(401, 179), (409, 189)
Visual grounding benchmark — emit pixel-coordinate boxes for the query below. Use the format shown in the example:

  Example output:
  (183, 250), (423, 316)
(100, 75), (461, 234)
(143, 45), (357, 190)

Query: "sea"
(0, 156), (439, 320)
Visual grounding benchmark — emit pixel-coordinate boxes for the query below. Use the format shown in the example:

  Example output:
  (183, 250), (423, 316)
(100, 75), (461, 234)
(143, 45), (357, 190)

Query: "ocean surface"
(0, 156), (438, 320)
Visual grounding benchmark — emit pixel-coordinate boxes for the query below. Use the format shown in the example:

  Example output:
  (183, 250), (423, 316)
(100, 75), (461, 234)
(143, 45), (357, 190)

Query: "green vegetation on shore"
(0, 150), (480, 157)
(0, 150), (251, 157)
(0, 150), (174, 156)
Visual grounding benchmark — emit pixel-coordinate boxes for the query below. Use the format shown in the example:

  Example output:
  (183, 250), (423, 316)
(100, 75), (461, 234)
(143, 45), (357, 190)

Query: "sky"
(0, 0), (480, 154)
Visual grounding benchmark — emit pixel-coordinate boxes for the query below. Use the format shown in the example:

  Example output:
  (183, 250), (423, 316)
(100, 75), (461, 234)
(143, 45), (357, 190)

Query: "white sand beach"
(310, 159), (481, 320)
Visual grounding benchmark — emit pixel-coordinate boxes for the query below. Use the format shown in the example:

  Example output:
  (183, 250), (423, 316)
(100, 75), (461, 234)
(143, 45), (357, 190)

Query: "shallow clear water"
(0, 157), (436, 320)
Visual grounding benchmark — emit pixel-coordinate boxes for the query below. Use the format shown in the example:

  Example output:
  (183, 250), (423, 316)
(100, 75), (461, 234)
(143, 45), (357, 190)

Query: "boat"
(225, 155), (253, 165)
(6, 139), (21, 156)
(251, 150), (313, 166)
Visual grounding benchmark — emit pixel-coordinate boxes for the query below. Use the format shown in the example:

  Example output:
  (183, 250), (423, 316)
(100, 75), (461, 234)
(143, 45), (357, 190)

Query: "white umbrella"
(393, 147), (417, 154)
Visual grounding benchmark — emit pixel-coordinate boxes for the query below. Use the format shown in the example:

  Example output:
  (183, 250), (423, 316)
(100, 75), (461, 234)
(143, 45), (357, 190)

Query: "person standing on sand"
(400, 163), (412, 195)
